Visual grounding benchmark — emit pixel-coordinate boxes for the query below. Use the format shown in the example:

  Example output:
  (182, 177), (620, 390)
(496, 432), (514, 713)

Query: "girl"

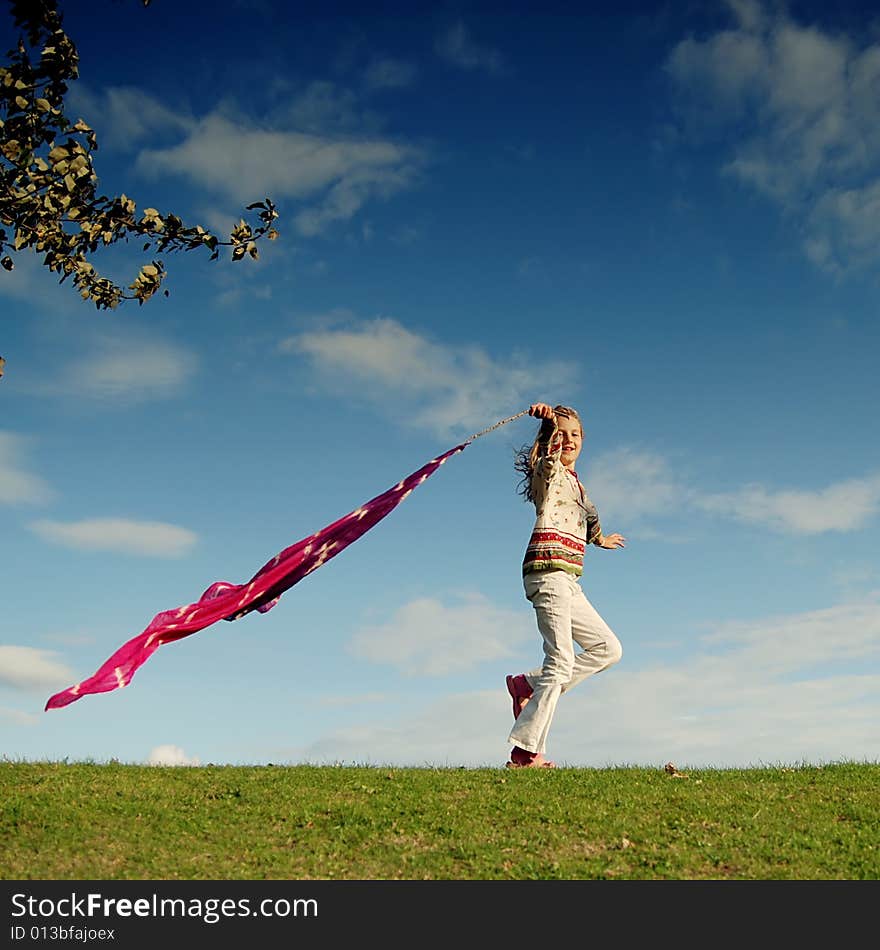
(505, 402), (625, 768)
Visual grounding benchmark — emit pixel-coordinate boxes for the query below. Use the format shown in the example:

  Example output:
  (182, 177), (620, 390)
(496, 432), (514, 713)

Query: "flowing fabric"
(45, 442), (470, 710)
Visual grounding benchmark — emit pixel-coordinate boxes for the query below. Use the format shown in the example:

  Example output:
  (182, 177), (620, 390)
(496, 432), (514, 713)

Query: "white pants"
(508, 570), (622, 756)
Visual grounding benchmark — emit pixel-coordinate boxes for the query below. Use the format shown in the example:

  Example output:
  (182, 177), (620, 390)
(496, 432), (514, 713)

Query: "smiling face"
(553, 412), (583, 470)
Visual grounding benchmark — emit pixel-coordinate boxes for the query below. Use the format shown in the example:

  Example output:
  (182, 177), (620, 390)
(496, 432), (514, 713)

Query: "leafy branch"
(0, 0), (279, 309)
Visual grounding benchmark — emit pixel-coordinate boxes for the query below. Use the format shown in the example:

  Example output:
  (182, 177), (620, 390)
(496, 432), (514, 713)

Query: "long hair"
(514, 405), (582, 503)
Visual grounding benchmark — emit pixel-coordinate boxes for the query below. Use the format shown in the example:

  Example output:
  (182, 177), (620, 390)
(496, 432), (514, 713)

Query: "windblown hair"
(514, 405), (582, 503)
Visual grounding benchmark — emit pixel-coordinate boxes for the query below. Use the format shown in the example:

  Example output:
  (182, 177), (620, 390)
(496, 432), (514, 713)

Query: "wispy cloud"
(666, 0), (880, 271)
(137, 113), (424, 235)
(27, 518), (197, 557)
(0, 646), (76, 691)
(8, 323), (196, 405)
(697, 473), (880, 534)
(436, 21), (504, 74)
(348, 593), (533, 676)
(584, 443), (880, 537)
(0, 432), (53, 506)
(69, 338), (196, 402)
(279, 316), (575, 437)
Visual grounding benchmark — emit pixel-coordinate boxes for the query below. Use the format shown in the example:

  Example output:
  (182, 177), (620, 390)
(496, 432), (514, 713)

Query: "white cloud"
(436, 21), (504, 74)
(0, 432), (53, 505)
(697, 473), (880, 534)
(666, 0), (880, 271)
(348, 593), (534, 676)
(279, 316), (575, 437)
(136, 114), (424, 234)
(28, 518), (198, 557)
(5, 327), (195, 405)
(0, 646), (76, 691)
(147, 745), (201, 766)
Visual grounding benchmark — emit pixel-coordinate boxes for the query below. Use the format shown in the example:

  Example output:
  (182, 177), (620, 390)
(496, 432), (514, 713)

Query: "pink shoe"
(506, 674), (533, 720)
(506, 749), (557, 769)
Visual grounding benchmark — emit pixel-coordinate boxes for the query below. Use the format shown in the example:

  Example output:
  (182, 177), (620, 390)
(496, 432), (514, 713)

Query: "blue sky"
(2, 0), (878, 769)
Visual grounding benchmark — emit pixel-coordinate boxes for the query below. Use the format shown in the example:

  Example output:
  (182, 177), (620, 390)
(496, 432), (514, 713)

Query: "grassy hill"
(2, 760), (877, 879)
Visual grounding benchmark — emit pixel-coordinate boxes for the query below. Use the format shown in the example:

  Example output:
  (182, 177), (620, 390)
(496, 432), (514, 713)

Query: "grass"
(1, 760), (877, 880)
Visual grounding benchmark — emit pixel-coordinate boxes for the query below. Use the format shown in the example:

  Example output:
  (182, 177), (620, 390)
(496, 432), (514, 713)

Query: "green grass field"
(2, 760), (877, 880)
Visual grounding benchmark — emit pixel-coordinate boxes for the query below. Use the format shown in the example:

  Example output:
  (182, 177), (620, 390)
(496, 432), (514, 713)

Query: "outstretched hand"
(529, 402), (556, 420)
(598, 533), (626, 549)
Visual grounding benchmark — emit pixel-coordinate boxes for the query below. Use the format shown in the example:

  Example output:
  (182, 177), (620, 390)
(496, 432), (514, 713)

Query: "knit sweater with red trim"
(522, 446), (602, 577)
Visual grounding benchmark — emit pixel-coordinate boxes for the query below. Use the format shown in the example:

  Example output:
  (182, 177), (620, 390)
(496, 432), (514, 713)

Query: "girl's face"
(554, 415), (583, 469)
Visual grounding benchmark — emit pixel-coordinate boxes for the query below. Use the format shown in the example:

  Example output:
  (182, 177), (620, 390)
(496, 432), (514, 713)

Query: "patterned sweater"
(522, 442), (602, 578)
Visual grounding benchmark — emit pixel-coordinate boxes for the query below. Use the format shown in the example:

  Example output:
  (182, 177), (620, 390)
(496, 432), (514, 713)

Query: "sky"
(1, 0), (878, 770)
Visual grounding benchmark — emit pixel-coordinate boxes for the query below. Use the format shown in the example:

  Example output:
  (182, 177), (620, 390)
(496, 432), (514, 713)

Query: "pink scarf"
(45, 442), (468, 710)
